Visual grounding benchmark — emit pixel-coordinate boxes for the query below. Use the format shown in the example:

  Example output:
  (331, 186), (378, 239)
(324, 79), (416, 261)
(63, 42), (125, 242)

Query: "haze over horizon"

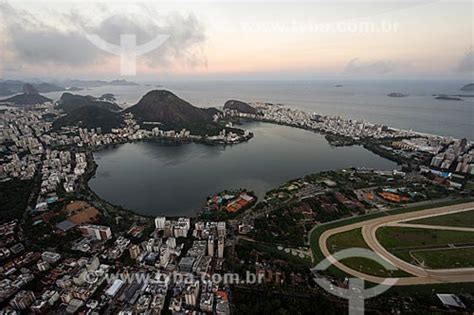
(0, 0), (473, 81)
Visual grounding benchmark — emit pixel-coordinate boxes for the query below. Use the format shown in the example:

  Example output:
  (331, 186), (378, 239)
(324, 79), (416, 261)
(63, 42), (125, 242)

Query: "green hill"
(53, 105), (124, 132)
(223, 100), (257, 114)
(58, 93), (122, 113)
(126, 90), (220, 134)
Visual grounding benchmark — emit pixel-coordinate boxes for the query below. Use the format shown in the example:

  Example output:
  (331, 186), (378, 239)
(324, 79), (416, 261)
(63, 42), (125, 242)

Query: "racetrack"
(317, 201), (474, 285)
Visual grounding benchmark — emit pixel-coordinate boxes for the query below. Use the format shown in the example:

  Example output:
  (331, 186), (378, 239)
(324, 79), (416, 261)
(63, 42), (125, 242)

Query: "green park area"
(326, 228), (410, 277)
(377, 226), (474, 248)
(408, 210), (474, 228)
(410, 247), (474, 269)
(376, 226), (474, 268)
(309, 198), (474, 279)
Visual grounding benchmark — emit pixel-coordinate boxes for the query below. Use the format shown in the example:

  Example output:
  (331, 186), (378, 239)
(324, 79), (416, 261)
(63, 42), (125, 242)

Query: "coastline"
(79, 119), (401, 220)
(237, 117), (414, 167)
(33, 101), (467, 222)
(74, 131), (254, 221)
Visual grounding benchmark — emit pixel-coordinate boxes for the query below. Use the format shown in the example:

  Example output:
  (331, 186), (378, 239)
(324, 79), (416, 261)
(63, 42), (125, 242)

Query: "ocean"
(44, 79), (474, 139)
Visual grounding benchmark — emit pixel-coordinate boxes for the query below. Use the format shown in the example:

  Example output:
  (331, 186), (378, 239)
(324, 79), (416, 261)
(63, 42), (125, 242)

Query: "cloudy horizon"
(0, 0), (472, 81)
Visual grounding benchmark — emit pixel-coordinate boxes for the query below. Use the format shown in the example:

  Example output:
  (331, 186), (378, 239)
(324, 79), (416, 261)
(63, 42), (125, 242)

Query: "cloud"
(12, 29), (104, 66)
(455, 50), (474, 73)
(143, 13), (207, 68)
(0, 3), (105, 66)
(344, 58), (407, 75)
(0, 3), (207, 71)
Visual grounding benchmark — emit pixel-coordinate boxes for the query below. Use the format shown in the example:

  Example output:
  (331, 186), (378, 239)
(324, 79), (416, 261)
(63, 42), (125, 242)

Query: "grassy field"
(327, 228), (369, 251)
(309, 198), (473, 279)
(326, 228), (411, 277)
(410, 247), (474, 269)
(376, 226), (474, 267)
(376, 226), (474, 249)
(408, 210), (474, 228)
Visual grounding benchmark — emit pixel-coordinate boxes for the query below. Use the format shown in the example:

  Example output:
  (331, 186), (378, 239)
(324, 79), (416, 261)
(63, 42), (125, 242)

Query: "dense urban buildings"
(0, 90), (473, 313)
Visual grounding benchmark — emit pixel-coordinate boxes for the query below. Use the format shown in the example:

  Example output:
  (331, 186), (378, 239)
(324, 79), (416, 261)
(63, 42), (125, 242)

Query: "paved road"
(318, 201), (474, 285)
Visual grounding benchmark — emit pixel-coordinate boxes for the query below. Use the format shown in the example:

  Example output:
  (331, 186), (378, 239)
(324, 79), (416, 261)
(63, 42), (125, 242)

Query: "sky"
(0, 0), (472, 80)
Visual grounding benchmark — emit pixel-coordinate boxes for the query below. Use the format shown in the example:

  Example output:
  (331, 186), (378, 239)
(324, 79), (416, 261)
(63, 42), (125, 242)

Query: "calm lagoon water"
(89, 122), (397, 216)
(43, 79), (472, 216)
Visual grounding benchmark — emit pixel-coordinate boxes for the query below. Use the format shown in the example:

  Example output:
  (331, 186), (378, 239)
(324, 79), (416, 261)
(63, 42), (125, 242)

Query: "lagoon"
(89, 122), (397, 216)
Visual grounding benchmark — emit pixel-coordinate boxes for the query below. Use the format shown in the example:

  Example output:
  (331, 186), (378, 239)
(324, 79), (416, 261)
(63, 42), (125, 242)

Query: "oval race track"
(317, 201), (474, 285)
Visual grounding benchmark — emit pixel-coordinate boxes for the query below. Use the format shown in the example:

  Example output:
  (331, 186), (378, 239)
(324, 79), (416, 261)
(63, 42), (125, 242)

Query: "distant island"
(450, 94), (474, 98)
(0, 84), (52, 105)
(0, 79), (138, 98)
(435, 95), (463, 101)
(109, 79), (138, 86)
(460, 83), (474, 91)
(65, 86), (83, 92)
(58, 79), (138, 88)
(387, 92), (408, 97)
(32, 82), (66, 93)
